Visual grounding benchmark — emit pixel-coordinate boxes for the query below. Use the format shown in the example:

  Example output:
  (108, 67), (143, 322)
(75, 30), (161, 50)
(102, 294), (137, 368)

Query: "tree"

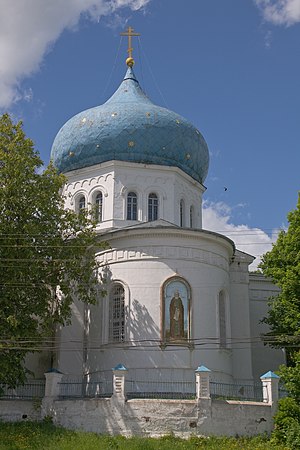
(260, 195), (300, 446)
(0, 113), (106, 389)
(260, 194), (300, 364)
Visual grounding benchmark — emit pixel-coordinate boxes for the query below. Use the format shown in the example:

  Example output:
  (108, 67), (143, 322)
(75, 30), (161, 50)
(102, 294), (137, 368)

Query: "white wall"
(249, 274), (285, 380)
(57, 226), (238, 381)
(62, 161), (205, 230)
(46, 397), (274, 437)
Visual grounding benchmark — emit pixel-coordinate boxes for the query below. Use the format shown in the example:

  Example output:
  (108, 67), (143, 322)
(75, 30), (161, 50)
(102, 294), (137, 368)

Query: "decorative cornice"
(97, 244), (230, 271)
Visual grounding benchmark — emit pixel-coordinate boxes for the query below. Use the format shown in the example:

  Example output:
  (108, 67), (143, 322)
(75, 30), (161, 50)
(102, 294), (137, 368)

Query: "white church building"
(46, 35), (285, 388)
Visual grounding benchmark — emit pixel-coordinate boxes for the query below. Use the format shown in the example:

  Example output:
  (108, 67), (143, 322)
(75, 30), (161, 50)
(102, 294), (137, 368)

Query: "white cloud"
(255, 0), (300, 26)
(202, 201), (278, 270)
(0, 0), (151, 109)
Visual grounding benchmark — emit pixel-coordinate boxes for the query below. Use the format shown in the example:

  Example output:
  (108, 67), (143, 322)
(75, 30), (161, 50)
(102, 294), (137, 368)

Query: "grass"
(0, 421), (287, 450)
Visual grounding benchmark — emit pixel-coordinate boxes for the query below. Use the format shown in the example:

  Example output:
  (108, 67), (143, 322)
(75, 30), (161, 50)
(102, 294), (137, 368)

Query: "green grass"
(0, 421), (287, 450)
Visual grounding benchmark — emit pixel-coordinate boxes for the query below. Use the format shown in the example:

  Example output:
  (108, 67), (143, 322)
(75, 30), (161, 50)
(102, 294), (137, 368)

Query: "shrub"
(272, 397), (300, 445)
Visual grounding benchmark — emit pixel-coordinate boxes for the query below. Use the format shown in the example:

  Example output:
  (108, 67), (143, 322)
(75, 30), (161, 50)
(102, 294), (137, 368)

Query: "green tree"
(260, 195), (300, 446)
(260, 194), (300, 364)
(0, 113), (106, 389)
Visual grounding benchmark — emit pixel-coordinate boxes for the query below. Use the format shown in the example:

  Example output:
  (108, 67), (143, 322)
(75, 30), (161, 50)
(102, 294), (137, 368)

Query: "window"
(95, 192), (103, 223)
(189, 206), (194, 228)
(78, 196), (86, 211)
(127, 192), (137, 220)
(180, 199), (185, 227)
(148, 193), (158, 221)
(109, 284), (125, 342)
(219, 291), (227, 348)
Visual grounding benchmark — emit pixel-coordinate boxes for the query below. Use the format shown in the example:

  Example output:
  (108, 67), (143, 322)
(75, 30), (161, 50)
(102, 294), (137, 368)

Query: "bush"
(272, 397), (300, 445)
(286, 419), (300, 450)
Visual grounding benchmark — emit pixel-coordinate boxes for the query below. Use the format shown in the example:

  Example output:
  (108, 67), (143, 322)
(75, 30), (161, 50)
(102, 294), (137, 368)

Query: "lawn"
(0, 421), (287, 450)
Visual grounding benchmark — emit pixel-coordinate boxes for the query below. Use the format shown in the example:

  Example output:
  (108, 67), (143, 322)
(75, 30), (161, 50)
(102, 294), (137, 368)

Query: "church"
(47, 28), (284, 388)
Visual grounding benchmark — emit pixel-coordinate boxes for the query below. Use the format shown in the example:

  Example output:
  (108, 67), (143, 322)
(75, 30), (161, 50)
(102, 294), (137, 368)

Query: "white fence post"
(195, 365), (211, 400)
(112, 364), (127, 402)
(42, 368), (63, 419)
(260, 371), (280, 406)
(44, 369), (64, 398)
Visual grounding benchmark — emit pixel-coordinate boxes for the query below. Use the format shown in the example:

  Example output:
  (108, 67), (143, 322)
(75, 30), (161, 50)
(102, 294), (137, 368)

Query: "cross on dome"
(120, 26), (140, 67)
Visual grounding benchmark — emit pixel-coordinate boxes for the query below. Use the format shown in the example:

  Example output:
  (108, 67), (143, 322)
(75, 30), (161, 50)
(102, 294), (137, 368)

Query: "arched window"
(219, 291), (227, 348)
(95, 192), (103, 223)
(180, 199), (185, 227)
(189, 206), (194, 228)
(109, 284), (125, 342)
(78, 196), (86, 211)
(148, 193), (158, 221)
(127, 192), (137, 220)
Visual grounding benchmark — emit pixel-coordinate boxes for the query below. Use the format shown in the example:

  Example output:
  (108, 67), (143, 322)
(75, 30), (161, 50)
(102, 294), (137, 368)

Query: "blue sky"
(1, 0), (299, 267)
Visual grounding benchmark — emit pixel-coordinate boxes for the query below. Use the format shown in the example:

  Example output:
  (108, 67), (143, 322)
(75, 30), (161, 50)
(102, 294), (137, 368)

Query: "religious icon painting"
(162, 278), (191, 343)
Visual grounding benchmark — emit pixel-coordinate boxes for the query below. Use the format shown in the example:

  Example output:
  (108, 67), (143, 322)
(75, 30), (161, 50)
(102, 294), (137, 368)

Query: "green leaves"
(260, 194), (300, 445)
(260, 194), (300, 362)
(0, 114), (107, 388)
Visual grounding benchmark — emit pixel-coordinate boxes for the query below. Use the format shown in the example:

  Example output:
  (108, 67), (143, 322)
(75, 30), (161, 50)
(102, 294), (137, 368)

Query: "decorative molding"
(97, 245), (229, 271)
(249, 289), (279, 300)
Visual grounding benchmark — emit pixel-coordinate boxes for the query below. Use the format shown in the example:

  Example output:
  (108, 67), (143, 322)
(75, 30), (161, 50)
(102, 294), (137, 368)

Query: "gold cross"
(120, 26), (140, 67)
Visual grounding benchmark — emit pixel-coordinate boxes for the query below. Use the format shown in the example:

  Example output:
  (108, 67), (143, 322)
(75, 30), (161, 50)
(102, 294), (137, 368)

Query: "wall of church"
(62, 161), (205, 231)
(249, 274), (285, 380)
(229, 253), (254, 382)
(75, 227), (238, 382)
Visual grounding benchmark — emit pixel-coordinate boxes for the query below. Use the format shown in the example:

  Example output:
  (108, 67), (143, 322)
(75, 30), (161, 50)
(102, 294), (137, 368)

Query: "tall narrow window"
(148, 193), (158, 221)
(78, 196), (86, 211)
(180, 199), (185, 227)
(127, 192), (137, 220)
(109, 284), (125, 342)
(219, 291), (227, 348)
(189, 206), (194, 228)
(95, 192), (103, 223)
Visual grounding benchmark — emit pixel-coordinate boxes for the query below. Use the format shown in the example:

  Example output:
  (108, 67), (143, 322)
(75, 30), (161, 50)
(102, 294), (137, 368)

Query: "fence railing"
(58, 374), (113, 399)
(210, 381), (264, 402)
(125, 379), (196, 400)
(278, 383), (289, 399)
(1, 369), (281, 404)
(0, 380), (45, 400)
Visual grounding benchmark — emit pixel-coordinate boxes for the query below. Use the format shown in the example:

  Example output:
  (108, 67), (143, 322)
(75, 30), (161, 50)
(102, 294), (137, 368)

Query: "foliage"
(0, 421), (287, 450)
(271, 397), (300, 448)
(260, 194), (300, 447)
(278, 351), (300, 400)
(271, 353), (300, 447)
(259, 193), (300, 363)
(0, 113), (106, 389)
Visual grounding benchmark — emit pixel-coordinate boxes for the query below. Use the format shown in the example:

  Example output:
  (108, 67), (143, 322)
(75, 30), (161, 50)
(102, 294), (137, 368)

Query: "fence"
(0, 380), (45, 400)
(58, 372), (113, 399)
(1, 368), (281, 404)
(210, 381), (264, 402)
(278, 382), (289, 399)
(126, 379), (196, 400)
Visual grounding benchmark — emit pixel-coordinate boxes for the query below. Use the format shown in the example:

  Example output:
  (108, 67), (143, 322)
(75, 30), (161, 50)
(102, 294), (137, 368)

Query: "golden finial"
(120, 26), (140, 67)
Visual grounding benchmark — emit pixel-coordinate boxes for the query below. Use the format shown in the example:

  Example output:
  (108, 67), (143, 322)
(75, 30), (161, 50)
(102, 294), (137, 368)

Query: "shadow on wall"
(130, 298), (160, 344)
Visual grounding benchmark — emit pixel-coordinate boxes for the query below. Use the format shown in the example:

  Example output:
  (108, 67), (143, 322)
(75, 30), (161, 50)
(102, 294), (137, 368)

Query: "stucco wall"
(57, 227), (236, 381)
(45, 397), (274, 437)
(249, 274), (285, 380)
(0, 400), (41, 422)
(63, 160), (205, 230)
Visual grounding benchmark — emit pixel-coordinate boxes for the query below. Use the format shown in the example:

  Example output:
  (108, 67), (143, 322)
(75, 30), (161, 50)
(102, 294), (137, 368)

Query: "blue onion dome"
(51, 67), (209, 184)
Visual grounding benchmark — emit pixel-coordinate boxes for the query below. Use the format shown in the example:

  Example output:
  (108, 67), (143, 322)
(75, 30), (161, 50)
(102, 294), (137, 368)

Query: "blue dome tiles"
(51, 67), (209, 184)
